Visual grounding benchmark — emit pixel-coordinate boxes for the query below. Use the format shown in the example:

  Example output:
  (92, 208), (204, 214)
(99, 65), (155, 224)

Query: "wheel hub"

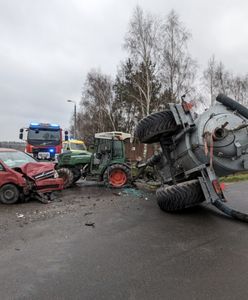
(4, 190), (15, 200)
(109, 169), (127, 187)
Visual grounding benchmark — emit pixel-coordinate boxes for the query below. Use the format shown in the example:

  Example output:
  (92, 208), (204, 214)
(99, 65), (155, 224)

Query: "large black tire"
(156, 179), (204, 212)
(0, 184), (20, 204)
(103, 164), (131, 188)
(135, 110), (178, 144)
(57, 168), (74, 188)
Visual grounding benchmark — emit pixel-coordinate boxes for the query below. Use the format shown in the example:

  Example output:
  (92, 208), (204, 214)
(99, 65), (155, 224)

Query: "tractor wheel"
(156, 179), (204, 212)
(104, 164), (131, 188)
(72, 168), (81, 183)
(0, 184), (20, 204)
(57, 168), (74, 188)
(135, 110), (178, 144)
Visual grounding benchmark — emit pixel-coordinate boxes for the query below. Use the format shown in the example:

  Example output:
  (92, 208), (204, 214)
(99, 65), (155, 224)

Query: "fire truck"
(19, 122), (68, 160)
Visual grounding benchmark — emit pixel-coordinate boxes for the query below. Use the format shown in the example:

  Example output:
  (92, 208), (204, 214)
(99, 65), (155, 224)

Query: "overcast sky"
(1, 0), (248, 141)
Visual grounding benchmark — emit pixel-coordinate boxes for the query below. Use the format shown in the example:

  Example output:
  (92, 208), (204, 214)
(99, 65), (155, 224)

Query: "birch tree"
(203, 55), (217, 106)
(160, 10), (197, 102)
(124, 6), (161, 118)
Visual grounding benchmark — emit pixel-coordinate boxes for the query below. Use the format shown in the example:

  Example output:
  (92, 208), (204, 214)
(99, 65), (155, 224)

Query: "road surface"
(0, 181), (247, 300)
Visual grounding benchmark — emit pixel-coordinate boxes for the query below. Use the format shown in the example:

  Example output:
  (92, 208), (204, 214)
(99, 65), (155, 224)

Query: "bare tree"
(202, 55), (248, 107)
(228, 74), (248, 105)
(214, 62), (231, 95)
(124, 6), (161, 118)
(203, 58), (230, 106)
(160, 10), (197, 102)
(203, 55), (216, 106)
(76, 70), (117, 142)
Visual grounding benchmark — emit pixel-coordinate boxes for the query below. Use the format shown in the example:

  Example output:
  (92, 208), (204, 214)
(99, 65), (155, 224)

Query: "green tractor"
(56, 132), (132, 188)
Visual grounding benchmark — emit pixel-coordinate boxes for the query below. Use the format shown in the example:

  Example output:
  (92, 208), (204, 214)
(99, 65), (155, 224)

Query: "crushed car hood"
(18, 162), (55, 180)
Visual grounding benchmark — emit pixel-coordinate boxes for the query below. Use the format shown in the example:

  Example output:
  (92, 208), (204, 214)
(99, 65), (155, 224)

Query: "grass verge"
(220, 173), (248, 183)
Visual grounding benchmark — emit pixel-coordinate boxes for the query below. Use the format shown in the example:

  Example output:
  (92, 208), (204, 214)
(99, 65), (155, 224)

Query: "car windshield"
(70, 143), (87, 151)
(0, 151), (36, 168)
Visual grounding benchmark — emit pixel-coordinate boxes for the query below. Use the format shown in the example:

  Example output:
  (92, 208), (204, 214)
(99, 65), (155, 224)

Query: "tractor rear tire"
(57, 168), (74, 188)
(156, 179), (204, 212)
(104, 164), (131, 188)
(135, 110), (178, 144)
(0, 184), (20, 204)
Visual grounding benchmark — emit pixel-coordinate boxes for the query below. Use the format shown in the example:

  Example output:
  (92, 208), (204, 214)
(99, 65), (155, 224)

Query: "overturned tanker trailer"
(135, 94), (248, 222)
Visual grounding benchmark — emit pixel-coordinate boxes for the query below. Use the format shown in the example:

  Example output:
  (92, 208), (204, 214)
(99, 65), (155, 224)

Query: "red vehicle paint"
(0, 148), (64, 204)
(19, 122), (68, 161)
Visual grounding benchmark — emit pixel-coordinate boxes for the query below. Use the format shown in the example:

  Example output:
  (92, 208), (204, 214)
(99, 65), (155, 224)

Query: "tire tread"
(135, 110), (178, 144)
(156, 180), (204, 212)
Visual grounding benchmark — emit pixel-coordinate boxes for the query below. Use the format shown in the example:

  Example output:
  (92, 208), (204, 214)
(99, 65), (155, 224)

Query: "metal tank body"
(172, 102), (248, 177)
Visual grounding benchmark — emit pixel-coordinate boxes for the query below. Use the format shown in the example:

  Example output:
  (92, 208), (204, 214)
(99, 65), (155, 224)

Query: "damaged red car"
(0, 148), (64, 204)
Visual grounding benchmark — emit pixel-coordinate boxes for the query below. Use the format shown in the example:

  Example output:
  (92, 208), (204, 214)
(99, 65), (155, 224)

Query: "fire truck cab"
(19, 122), (68, 161)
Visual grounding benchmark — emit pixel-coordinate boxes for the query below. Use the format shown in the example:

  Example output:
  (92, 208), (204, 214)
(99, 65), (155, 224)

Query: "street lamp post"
(67, 100), (77, 139)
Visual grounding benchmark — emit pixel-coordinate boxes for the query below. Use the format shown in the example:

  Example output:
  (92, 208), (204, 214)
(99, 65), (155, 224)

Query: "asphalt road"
(0, 181), (248, 300)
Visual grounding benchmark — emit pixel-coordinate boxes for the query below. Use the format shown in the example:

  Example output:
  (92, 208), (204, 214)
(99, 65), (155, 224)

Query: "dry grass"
(220, 172), (248, 183)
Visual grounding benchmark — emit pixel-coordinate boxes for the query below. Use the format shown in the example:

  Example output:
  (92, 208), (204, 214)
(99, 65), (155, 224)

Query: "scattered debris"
(122, 188), (146, 198)
(16, 214), (24, 218)
(85, 221), (95, 227)
(84, 212), (93, 216)
(113, 192), (121, 196)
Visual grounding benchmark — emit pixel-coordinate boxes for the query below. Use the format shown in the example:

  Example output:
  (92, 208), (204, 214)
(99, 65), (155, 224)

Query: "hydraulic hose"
(212, 199), (248, 223)
(216, 94), (248, 119)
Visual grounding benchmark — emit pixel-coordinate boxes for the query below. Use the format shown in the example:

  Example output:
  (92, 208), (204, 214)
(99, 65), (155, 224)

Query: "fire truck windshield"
(27, 128), (61, 146)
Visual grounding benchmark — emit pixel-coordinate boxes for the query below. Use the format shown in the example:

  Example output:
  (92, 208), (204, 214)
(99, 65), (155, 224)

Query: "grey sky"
(1, 0), (248, 140)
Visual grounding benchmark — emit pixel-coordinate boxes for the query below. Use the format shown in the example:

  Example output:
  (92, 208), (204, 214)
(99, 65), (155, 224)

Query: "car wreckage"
(0, 148), (63, 204)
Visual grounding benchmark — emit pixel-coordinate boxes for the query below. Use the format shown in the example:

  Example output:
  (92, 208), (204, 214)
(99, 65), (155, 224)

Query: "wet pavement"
(0, 180), (248, 299)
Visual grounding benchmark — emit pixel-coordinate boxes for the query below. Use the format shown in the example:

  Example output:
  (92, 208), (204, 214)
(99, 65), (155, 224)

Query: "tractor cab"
(90, 132), (131, 176)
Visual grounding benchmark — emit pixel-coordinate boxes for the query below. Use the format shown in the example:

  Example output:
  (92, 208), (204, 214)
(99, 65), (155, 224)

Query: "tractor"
(56, 131), (131, 188)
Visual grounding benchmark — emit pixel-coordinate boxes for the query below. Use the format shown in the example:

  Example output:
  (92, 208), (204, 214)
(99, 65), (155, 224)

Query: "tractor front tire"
(104, 164), (131, 188)
(135, 110), (179, 144)
(0, 184), (20, 204)
(156, 180), (204, 212)
(72, 168), (81, 183)
(57, 168), (74, 188)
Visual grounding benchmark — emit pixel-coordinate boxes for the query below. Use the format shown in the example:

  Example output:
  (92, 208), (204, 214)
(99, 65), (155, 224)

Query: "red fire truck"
(19, 122), (68, 160)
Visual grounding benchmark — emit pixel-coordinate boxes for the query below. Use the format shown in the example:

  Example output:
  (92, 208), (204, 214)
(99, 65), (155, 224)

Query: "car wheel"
(0, 184), (20, 204)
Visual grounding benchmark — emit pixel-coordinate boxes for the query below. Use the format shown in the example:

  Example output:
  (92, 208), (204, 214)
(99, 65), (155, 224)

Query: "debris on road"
(113, 192), (121, 196)
(121, 187), (148, 199)
(16, 214), (24, 218)
(85, 221), (95, 227)
(84, 212), (93, 216)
